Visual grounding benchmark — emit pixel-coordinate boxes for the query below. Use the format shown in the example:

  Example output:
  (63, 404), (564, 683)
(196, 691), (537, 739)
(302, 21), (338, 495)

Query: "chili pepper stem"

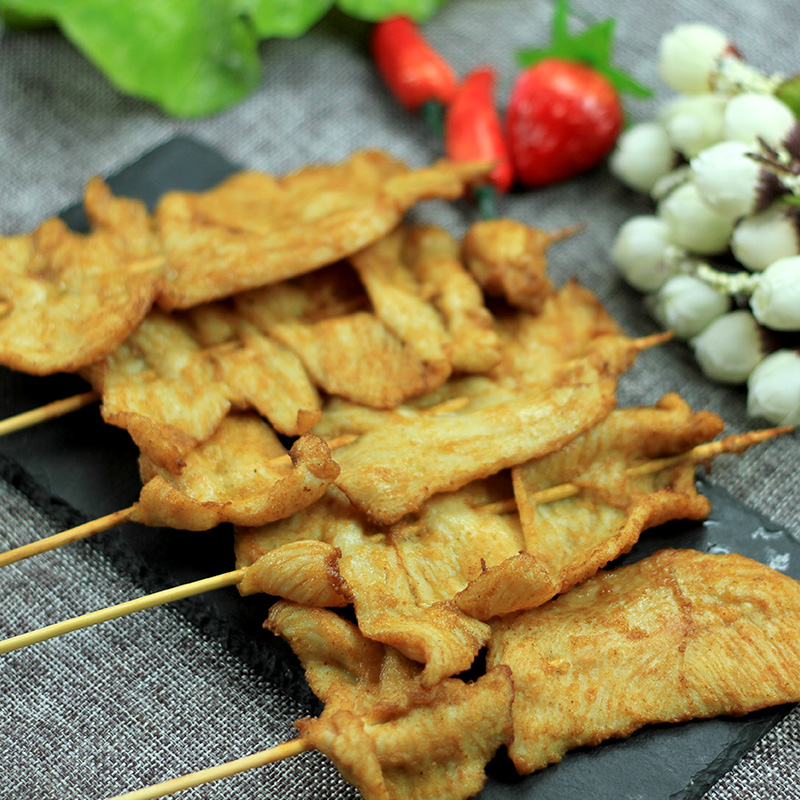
(421, 99), (446, 140)
(474, 183), (499, 220)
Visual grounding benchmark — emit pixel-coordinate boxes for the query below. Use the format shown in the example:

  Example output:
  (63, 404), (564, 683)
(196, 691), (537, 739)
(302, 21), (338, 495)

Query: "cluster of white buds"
(609, 21), (800, 426)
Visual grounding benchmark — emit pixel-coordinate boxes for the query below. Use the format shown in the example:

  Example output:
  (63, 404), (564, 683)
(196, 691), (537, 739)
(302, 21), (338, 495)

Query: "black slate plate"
(0, 136), (797, 799)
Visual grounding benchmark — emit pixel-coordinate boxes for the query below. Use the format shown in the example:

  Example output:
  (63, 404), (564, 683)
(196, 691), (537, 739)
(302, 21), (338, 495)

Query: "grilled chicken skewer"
(0, 426), (788, 655)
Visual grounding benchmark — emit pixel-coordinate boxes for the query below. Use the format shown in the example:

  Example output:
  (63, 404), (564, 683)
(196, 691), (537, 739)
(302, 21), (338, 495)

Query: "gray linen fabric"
(1, 1), (799, 798)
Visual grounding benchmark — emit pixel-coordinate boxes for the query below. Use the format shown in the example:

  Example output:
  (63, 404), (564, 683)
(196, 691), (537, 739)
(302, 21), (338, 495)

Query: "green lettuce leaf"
(3, 0), (263, 117)
(248, 0), (335, 38)
(1, 0), (450, 116)
(336, 0), (446, 21)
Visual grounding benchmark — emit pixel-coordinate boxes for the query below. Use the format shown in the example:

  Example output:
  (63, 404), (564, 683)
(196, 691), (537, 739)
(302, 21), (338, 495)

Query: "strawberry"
(507, 1), (650, 187)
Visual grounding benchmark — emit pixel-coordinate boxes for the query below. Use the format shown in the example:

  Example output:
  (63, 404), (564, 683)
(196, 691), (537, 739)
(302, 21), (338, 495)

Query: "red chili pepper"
(370, 16), (459, 112)
(444, 66), (513, 194)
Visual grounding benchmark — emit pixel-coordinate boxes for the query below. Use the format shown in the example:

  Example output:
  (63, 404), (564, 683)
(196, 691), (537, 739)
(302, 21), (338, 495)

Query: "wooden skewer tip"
(0, 567), (246, 655)
(105, 738), (311, 800)
(0, 390), (100, 438)
(0, 504), (138, 569)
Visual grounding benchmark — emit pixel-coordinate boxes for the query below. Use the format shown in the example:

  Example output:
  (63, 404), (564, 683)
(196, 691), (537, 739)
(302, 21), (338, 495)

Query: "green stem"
(421, 99), (446, 140)
(474, 183), (498, 220)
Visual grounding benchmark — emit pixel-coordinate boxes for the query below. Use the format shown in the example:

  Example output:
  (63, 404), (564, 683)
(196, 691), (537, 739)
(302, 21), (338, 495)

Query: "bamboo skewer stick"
(0, 505), (138, 568)
(0, 568), (247, 655)
(477, 426), (793, 516)
(0, 426), (790, 656)
(625, 428), (791, 475)
(0, 435), (360, 569)
(0, 390), (100, 437)
(105, 738), (311, 800)
(0, 398), (469, 568)
(0, 424), (790, 571)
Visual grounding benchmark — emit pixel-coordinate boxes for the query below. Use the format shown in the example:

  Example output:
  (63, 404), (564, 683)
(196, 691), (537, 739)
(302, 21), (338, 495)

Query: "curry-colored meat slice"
(155, 151), (492, 310)
(350, 225), (501, 375)
(333, 377), (618, 524)
(237, 540), (349, 608)
(461, 218), (558, 313)
(182, 302), (322, 436)
(490, 279), (621, 389)
(488, 549), (800, 775)
(0, 177), (163, 375)
(267, 601), (513, 800)
(132, 413), (338, 530)
(90, 309), (232, 474)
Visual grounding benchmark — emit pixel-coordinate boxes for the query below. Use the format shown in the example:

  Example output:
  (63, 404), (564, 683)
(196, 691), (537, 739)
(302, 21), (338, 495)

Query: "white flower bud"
(723, 92), (796, 147)
(609, 122), (677, 194)
(647, 274), (730, 339)
(750, 255), (800, 330)
(658, 181), (735, 255)
(691, 310), (764, 384)
(611, 216), (677, 292)
(659, 93), (727, 159)
(650, 165), (692, 202)
(747, 349), (800, 426)
(691, 141), (761, 219)
(658, 23), (731, 94)
(731, 205), (799, 272)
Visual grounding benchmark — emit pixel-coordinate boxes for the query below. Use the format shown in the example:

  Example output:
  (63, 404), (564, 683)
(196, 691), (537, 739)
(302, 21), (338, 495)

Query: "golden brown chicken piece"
(461, 218), (563, 313)
(490, 279), (620, 388)
(454, 394), (725, 619)
(88, 304), (322, 472)
(332, 377), (618, 524)
(235, 487), (491, 685)
(488, 549), (800, 775)
(390, 473), (533, 604)
(350, 225), (501, 375)
(181, 303), (322, 436)
(87, 309), (232, 473)
(0, 177), (163, 375)
(237, 540), (350, 607)
(310, 376), (508, 442)
(155, 151), (492, 310)
(267, 601), (514, 800)
(132, 413), (339, 530)
(310, 281), (656, 443)
(235, 263), (451, 408)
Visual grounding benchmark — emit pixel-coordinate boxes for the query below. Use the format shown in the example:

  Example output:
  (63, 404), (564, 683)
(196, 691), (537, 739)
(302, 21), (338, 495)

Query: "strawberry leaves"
(517, 0), (651, 98)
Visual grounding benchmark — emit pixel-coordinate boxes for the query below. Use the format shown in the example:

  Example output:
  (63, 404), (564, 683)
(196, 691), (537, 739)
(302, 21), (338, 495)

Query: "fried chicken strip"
(156, 152), (493, 310)
(350, 225), (501, 375)
(461, 218), (559, 313)
(235, 487), (490, 685)
(0, 177), (163, 375)
(267, 601), (513, 800)
(333, 377), (618, 524)
(488, 549), (800, 774)
(132, 413), (339, 530)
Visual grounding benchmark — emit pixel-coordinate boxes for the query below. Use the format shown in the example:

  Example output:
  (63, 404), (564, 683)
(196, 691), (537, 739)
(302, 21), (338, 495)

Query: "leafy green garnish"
(0, 0), (448, 117)
(337, 0), (446, 20)
(517, 0), (651, 98)
(776, 75), (800, 120)
(248, 0), (335, 39)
